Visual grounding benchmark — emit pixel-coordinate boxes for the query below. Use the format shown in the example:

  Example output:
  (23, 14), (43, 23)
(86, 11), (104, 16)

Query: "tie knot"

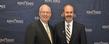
(67, 23), (70, 27)
(45, 24), (48, 26)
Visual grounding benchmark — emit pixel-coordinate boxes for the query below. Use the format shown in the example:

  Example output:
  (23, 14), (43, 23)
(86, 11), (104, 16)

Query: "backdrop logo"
(35, 16), (39, 20)
(85, 28), (93, 32)
(7, 19), (24, 24)
(17, 1), (34, 7)
(44, 0), (60, 3)
(0, 5), (6, 8)
(102, 25), (109, 29)
(86, 10), (102, 15)
(94, 41), (108, 44)
(0, 38), (15, 43)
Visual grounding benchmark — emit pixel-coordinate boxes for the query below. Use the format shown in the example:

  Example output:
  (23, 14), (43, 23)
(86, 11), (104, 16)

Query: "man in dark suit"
(25, 3), (55, 44)
(55, 3), (87, 44)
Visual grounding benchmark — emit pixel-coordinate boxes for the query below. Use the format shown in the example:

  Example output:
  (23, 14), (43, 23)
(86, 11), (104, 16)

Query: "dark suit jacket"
(55, 21), (87, 44)
(25, 20), (55, 44)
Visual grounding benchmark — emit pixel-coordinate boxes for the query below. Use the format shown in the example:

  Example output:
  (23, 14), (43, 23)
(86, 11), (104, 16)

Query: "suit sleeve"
(80, 25), (87, 44)
(25, 24), (36, 44)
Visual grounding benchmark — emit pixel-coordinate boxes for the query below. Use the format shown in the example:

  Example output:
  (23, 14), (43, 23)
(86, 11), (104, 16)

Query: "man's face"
(39, 4), (51, 23)
(64, 5), (74, 22)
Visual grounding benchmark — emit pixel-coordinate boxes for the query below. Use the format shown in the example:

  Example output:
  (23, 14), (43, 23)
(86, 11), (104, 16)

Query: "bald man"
(25, 4), (55, 44)
(55, 4), (87, 44)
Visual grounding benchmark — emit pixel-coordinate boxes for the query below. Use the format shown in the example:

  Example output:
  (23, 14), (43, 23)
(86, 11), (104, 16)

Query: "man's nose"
(44, 12), (47, 15)
(67, 13), (71, 15)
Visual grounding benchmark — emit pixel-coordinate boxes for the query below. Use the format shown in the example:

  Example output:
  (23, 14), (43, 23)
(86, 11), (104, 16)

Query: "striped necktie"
(65, 23), (71, 44)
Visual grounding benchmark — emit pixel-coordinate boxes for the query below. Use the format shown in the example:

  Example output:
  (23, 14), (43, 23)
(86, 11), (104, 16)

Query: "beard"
(65, 15), (72, 18)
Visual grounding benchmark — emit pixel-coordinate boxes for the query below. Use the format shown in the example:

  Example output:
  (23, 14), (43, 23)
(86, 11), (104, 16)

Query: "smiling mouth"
(43, 16), (49, 18)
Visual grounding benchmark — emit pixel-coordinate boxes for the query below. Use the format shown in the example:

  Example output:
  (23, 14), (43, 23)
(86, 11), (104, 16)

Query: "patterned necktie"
(66, 23), (71, 44)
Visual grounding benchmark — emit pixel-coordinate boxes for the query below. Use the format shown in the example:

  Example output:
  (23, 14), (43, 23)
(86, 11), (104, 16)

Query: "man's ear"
(73, 14), (77, 18)
(61, 12), (64, 17)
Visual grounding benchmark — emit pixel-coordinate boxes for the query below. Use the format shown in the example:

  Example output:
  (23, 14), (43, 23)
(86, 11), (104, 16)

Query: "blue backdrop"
(0, 0), (109, 44)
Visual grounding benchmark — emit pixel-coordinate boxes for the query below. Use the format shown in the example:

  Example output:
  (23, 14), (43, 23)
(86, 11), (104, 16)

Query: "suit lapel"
(37, 20), (51, 44)
(61, 21), (67, 43)
(49, 24), (54, 44)
(69, 21), (78, 44)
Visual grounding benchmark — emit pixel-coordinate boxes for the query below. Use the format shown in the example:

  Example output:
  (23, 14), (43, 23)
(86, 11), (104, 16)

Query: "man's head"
(63, 4), (75, 23)
(39, 4), (52, 23)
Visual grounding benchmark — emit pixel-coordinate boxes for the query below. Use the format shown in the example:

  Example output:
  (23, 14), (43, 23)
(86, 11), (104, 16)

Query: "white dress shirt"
(65, 21), (73, 39)
(40, 20), (52, 44)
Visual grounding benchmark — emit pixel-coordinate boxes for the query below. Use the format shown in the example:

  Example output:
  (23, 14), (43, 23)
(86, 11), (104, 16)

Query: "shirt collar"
(65, 20), (73, 25)
(40, 19), (48, 26)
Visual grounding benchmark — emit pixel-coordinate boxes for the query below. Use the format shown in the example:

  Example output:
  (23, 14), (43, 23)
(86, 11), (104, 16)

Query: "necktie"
(45, 24), (52, 44)
(66, 23), (71, 44)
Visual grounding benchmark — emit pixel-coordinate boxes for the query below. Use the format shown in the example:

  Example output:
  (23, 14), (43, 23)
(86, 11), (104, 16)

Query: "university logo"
(0, 38), (15, 43)
(94, 41), (108, 44)
(102, 25), (109, 29)
(44, 0), (60, 3)
(86, 10), (102, 15)
(7, 19), (24, 24)
(0, 5), (6, 9)
(17, 1), (34, 8)
(85, 28), (93, 32)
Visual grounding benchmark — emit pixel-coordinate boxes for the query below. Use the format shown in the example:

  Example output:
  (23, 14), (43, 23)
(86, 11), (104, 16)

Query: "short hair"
(39, 3), (51, 11)
(63, 3), (76, 14)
